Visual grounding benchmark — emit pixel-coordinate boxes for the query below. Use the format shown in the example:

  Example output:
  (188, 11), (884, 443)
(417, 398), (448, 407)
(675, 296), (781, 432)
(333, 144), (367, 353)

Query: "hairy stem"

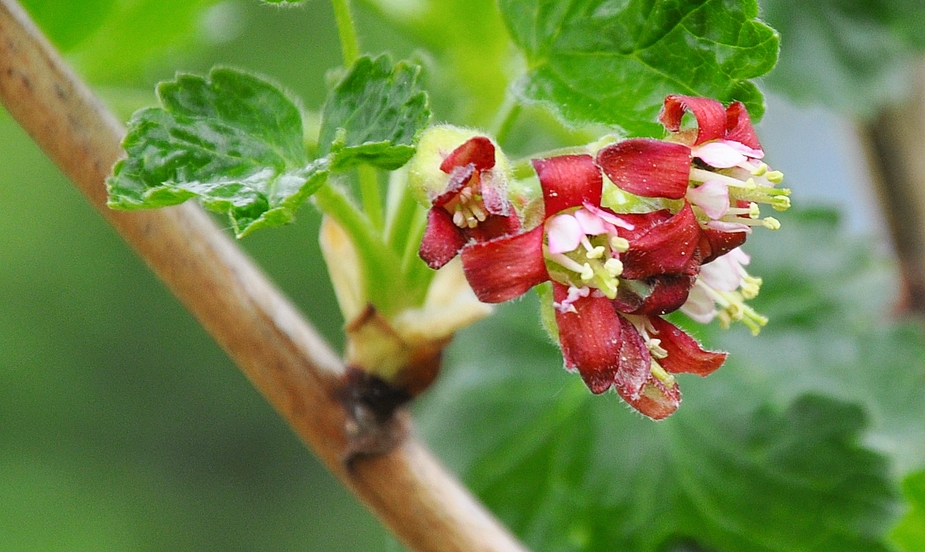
(0, 2), (526, 551)
(332, 0), (360, 66)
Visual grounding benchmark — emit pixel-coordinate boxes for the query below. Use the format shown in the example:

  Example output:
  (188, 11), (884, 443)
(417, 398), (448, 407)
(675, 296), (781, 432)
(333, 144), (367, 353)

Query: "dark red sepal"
(440, 136), (495, 173)
(419, 208), (466, 269)
(698, 225), (748, 264)
(432, 164), (475, 207)
(613, 273), (697, 316)
(620, 204), (701, 279)
(461, 225), (547, 303)
(659, 95), (727, 145)
(597, 139), (691, 199)
(616, 373), (680, 420)
(649, 316), (727, 376)
(724, 101), (762, 151)
(553, 283), (625, 394)
(533, 154), (602, 216)
(612, 315), (651, 398)
(465, 212), (521, 244)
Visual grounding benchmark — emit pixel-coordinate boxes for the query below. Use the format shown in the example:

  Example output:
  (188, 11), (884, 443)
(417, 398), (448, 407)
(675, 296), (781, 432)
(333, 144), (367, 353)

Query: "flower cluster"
(409, 95), (789, 419)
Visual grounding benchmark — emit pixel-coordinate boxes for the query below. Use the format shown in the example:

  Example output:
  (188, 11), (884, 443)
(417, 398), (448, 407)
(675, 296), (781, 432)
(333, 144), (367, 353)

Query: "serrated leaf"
(416, 208), (914, 551)
(107, 67), (326, 237)
(498, 0), (779, 136)
(318, 55), (430, 170)
(892, 471), (925, 552)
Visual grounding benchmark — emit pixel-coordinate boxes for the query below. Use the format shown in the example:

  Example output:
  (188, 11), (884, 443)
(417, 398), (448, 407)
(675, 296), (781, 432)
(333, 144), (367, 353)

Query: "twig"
(0, 1), (527, 550)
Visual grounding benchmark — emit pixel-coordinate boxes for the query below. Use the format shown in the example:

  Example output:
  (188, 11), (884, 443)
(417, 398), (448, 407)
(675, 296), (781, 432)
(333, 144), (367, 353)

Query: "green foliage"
(760, 0), (925, 115)
(107, 56), (431, 237)
(498, 0), (779, 135)
(892, 470), (925, 552)
(417, 209), (919, 551)
(319, 55), (430, 170)
(107, 67), (324, 237)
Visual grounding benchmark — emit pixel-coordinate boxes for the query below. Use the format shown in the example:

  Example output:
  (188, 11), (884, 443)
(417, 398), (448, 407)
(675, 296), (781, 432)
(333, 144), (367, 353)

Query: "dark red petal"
(698, 226), (748, 264)
(659, 95), (727, 145)
(613, 315), (651, 398)
(552, 284), (624, 394)
(465, 212), (521, 244)
(432, 164), (475, 207)
(616, 373), (680, 420)
(620, 204), (701, 279)
(597, 139), (692, 199)
(461, 225), (547, 303)
(440, 136), (495, 173)
(649, 316), (727, 376)
(724, 101), (762, 151)
(533, 154), (602, 216)
(614, 273), (697, 316)
(419, 208), (466, 269)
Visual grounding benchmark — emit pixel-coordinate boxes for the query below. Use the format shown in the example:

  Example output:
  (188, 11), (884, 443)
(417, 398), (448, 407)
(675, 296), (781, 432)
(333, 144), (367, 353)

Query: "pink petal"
(597, 139), (691, 199)
(419, 208), (466, 269)
(649, 316), (727, 376)
(582, 202), (634, 230)
(691, 141), (747, 169)
(680, 284), (716, 324)
(440, 136), (495, 173)
(461, 225), (548, 303)
(620, 204), (701, 279)
(616, 373), (680, 420)
(533, 155), (602, 217)
(659, 95), (727, 145)
(686, 179), (730, 220)
(553, 283), (623, 394)
(724, 101), (763, 151)
(574, 208), (608, 236)
(699, 252), (743, 292)
(546, 213), (584, 254)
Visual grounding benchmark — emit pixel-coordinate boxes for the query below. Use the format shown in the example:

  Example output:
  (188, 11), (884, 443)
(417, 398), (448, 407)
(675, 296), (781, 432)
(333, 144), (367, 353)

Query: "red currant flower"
(681, 247), (768, 335)
(597, 95), (790, 240)
(460, 154), (722, 419)
(409, 127), (521, 269)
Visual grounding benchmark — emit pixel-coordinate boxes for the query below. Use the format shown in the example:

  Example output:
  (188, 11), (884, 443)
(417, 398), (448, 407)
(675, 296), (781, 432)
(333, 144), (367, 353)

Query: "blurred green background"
(3, 0), (924, 550)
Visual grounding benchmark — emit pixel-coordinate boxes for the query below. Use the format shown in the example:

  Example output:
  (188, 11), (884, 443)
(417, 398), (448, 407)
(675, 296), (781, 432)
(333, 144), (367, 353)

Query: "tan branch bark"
(0, 1), (527, 550)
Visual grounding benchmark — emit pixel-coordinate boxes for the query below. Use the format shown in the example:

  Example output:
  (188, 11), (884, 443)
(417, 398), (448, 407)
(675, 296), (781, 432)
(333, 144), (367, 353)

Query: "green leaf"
(416, 208), (913, 551)
(107, 67), (325, 238)
(498, 0), (779, 136)
(892, 471), (925, 552)
(759, 0), (925, 116)
(318, 55), (431, 170)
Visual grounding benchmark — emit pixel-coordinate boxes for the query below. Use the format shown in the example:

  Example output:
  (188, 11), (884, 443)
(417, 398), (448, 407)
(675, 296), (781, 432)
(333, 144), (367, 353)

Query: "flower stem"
(331, 0), (360, 66)
(359, 164), (384, 231)
(314, 182), (406, 314)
